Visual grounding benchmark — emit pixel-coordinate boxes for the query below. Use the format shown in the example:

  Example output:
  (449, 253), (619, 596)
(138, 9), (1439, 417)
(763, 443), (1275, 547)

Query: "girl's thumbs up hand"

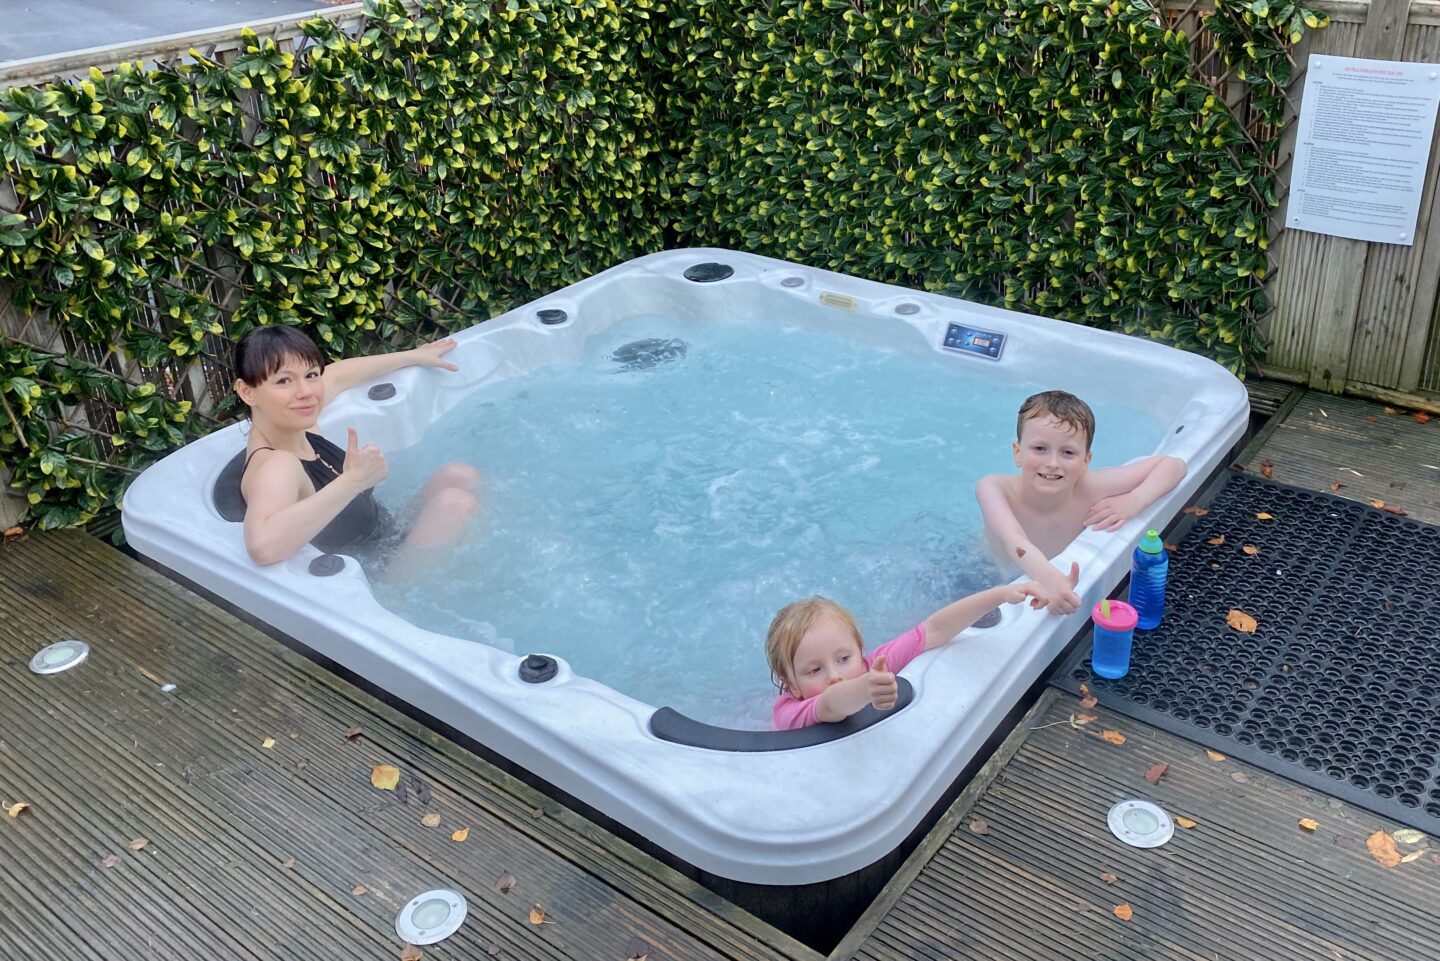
(866, 654), (898, 711)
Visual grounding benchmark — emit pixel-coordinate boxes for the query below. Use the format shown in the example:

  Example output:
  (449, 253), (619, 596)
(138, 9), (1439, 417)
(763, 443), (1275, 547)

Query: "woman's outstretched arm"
(322, 338), (459, 397)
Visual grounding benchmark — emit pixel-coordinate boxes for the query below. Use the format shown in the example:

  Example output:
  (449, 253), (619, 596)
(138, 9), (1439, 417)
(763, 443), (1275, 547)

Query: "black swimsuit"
(241, 431), (392, 555)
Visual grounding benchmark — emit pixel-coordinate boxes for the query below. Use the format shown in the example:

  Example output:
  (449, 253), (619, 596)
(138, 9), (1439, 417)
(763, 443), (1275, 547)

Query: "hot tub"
(124, 248), (1247, 932)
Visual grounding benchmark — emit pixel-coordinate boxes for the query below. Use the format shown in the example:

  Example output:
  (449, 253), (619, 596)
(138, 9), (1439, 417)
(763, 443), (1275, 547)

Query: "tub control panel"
(943, 323), (1006, 360)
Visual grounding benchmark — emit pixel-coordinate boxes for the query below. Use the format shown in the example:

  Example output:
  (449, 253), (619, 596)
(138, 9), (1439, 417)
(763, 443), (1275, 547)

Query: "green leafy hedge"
(0, 0), (1325, 530)
(0, 0), (672, 528)
(665, 0), (1322, 368)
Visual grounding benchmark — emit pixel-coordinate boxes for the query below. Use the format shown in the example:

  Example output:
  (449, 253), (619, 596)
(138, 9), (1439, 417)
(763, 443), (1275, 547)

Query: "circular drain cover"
(1107, 799), (1174, 847)
(612, 338), (688, 371)
(395, 889), (467, 945)
(30, 639), (90, 675)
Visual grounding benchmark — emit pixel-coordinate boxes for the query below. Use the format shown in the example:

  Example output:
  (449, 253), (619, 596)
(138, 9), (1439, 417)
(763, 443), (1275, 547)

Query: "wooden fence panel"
(1264, 18), (1364, 379)
(1265, 0), (1440, 405)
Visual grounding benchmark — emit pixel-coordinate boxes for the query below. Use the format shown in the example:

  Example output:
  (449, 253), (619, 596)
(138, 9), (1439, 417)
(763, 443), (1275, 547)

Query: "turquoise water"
(373, 314), (1165, 728)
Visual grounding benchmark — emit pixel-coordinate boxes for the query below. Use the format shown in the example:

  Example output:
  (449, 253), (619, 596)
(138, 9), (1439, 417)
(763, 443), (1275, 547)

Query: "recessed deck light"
(1107, 799), (1174, 848)
(30, 639), (90, 675)
(395, 889), (467, 945)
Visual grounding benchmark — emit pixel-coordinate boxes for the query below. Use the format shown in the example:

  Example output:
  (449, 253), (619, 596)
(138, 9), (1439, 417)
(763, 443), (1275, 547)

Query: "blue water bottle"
(1091, 598), (1138, 679)
(1128, 529), (1169, 630)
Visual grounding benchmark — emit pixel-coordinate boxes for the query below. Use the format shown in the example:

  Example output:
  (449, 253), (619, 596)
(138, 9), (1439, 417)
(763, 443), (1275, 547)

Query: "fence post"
(1300, 0), (1414, 392)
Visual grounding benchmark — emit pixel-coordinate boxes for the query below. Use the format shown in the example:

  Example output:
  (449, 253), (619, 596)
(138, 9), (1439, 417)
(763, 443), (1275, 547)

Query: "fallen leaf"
(1112, 903), (1133, 921)
(1101, 729), (1127, 745)
(128, 838), (149, 852)
(2, 526), (23, 539)
(1230, 771), (1249, 784)
(451, 827), (470, 842)
(1417, 412), (1432, 424)
(1298, 818), (1319, 832)
(421, 813), (441, 828)
(1075, 712), (1098, 724)
(1175, 816), (1198, 829)
(1226, 609), (1258, 633)
(1370, 499), (1386, 509)
(1255, 512), (1274, 520)
(281, 858), (296, 869)
(261, 737), (276, 750)
(1078, 682), (1098, 709)
(1100, 871), (1118, 885)
(352, 885), (368, 895)
(1183, 506), (1209, 516)
(1363, 416), (1378, 423)
(1401, 850), (1426, 863)
(100, 854), (120, 868)
(288, 732), (298, 740)
(1393, 828), (1426, 845)
(5, 802), (29, 818)
(1381, 503), (1408, 516)
(1259, 460), (1274, 479)
(530, 808), (544, 819)
(344, 725), (363, 740)
(1329, 482), (1343, 492)
(371, 764), (400, 791)
(1206, 534), (1226, 546)
(401, 945), (423, 961)
(529, 903), (551, 925)
(496, 873), (517, 894)
(1144, 763), (1169, 785)
(1205, 749), (1227, 762)
(625, 937), (653, 961)
(968, 819), (990, 835)
(1385, 406), (1398, 414)
(1242, 545), (1259, 555)
(1163, 543), (1178, 552)
(1367, 830), (1401, 868)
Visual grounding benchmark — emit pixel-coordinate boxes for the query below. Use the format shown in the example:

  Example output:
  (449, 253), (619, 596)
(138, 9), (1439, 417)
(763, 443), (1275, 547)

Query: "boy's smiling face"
(1013, 414), (1092, 495)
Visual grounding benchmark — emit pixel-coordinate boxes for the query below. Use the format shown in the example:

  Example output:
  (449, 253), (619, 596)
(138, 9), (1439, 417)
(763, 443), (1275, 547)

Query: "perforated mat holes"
(1051, 472), (1440, 835)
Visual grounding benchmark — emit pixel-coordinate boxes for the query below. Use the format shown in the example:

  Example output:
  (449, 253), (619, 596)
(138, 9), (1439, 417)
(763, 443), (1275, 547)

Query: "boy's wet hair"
(764, 596), (863, 693)
(233, 326), (326, 388)
(1016, 390), (1096, 452)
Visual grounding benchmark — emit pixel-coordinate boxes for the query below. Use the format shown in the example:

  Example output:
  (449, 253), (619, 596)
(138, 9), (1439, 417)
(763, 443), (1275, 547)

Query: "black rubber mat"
(1051, 472), (1440, 832)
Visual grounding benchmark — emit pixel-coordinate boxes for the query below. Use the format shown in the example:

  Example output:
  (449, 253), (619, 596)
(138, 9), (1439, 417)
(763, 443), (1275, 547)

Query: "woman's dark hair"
(233, 326), (326, 388)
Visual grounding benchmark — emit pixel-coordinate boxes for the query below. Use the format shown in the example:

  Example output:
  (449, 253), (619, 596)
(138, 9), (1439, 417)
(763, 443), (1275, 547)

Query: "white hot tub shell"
(124, 248), (1249, 888)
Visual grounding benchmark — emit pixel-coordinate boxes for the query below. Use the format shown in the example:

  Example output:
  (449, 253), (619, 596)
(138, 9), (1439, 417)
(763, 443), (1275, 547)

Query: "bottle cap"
(1092, 599), (1138, 631)
(1138, 529), (1165, 554)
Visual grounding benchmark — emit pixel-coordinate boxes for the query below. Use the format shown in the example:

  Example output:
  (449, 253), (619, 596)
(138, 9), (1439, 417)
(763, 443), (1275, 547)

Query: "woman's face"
(237, 354), (325, 432)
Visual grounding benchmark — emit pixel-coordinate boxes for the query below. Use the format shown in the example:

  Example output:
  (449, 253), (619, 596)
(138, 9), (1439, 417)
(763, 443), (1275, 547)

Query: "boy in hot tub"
(975, 390), (1187, 616)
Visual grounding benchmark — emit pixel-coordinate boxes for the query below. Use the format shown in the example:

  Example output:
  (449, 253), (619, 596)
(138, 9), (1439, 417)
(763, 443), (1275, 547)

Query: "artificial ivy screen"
(0, 0), (1325, 529)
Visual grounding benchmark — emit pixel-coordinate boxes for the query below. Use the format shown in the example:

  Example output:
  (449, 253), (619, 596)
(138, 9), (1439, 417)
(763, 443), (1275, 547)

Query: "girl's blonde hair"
(764, 596), (863, 692)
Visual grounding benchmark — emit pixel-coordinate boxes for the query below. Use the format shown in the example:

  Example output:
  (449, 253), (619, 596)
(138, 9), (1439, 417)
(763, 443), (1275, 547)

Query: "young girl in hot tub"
(764, 569), (1073, 730)
(232, 326), (481, 569)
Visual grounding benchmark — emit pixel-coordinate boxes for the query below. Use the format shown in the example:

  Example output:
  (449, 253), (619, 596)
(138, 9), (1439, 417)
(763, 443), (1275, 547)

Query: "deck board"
(1244, 390), (1440, 524)
(836, 690), (1440, 961)
(0, 530), (818, 961)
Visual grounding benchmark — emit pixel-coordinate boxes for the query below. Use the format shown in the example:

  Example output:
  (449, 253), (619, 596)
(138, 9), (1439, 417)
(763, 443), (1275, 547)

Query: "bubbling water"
(373, 314), (1164, 728)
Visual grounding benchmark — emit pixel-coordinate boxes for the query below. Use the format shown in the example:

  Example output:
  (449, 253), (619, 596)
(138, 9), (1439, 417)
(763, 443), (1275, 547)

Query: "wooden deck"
(835, 690), (1440, 961)
(1241, 389), (1440, 525)
(0, 530), (819, 961)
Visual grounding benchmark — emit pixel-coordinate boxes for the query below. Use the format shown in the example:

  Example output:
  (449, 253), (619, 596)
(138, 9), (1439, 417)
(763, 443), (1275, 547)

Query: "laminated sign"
(1288, 55), (1440, 245)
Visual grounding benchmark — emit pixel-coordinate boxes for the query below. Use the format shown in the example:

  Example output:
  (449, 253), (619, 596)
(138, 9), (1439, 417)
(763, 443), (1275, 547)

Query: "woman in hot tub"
(231, 326), (481, 569)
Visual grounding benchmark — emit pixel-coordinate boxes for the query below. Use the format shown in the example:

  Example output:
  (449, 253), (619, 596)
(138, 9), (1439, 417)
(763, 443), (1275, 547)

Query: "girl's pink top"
(1092, 599), (1138, 632)
(771, 624), (927, 731)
